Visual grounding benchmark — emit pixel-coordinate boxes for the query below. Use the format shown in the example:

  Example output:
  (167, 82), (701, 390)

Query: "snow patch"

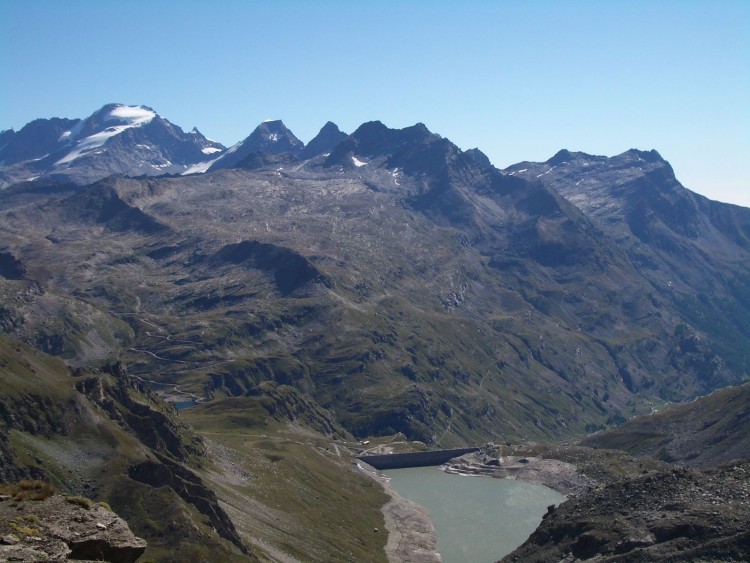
(352, 156), (367, 167)
(201, 146), (223, 155)
(536, 166), (556, 178)
(269, 133), (279, 142)
(183, 157), (221, 175)
(57, 120), (84, 143)
(107, 105), (156, 124)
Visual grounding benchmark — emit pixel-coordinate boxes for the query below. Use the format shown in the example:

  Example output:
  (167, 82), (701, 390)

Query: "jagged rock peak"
(319, 120), (342, 132)
(621, 148), (666, 163)
(298, 121), (348, 160)
(545, 149), (604, 166)
(206, 119), (302, 172)
(464, 148), (492, 169)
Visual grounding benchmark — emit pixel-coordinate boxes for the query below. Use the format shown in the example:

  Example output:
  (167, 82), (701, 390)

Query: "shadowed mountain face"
(0, 118), (748, 446)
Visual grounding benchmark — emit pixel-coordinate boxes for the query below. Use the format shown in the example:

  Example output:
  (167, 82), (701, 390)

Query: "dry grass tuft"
(0, 480), (56, 501)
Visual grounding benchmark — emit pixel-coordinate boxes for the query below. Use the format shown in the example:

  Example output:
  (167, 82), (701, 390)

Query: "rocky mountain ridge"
(0, 337), (254, 561)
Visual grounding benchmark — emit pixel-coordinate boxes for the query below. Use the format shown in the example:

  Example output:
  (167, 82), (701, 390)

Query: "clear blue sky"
(2, 1), (749, 207)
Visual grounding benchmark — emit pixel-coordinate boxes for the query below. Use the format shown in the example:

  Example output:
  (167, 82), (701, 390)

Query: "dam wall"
(357, 447), (480, 470)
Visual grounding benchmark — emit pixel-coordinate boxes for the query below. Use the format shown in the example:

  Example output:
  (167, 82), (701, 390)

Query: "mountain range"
(1, 103), (749, 443)
(1, 103), (749, 561)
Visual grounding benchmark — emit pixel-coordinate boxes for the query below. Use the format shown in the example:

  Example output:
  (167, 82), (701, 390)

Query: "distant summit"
(208, 120), (303, 172)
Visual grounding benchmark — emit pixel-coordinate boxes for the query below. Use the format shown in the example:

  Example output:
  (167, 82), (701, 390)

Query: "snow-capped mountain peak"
(0, 104), (225, 187)
(55, 104), (157, 166)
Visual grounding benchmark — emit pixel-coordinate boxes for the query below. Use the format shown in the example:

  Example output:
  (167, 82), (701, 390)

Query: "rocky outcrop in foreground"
(501, 460), (750, 562)
(0, 492), (146, 562)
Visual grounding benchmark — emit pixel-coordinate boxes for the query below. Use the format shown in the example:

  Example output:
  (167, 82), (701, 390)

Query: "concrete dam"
(357, 447), (480, 470)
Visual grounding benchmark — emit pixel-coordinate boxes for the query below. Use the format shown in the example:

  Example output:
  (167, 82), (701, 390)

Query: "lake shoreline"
(357, 462), (442, 562)
(442, 452), (597, 497)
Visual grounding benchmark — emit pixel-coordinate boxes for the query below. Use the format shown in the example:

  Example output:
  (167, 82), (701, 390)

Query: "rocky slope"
(0, 336), (393, 561)
(501, 460), (750, 562)
(0, 487), (146, 562)
(499, 382), (750, 562)
(507, 149), (750, 381)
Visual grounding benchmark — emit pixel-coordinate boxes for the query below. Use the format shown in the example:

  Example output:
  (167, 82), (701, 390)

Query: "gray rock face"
(0, 494), (146, 562)
(582, 381), (750, 468)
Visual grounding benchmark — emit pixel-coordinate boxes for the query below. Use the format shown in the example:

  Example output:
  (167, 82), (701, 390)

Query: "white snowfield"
(55, 105), (156, 166)
(352, 156), (367, 167)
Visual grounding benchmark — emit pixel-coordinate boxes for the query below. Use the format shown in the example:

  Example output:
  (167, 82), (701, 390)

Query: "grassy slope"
(184, 395), (390, 562)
